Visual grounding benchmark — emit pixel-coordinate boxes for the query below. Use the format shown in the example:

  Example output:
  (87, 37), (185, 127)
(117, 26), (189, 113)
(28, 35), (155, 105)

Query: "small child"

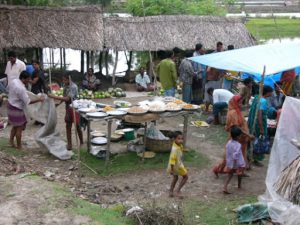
(223, 126), (245, 194)
(167, 131), (188, 198)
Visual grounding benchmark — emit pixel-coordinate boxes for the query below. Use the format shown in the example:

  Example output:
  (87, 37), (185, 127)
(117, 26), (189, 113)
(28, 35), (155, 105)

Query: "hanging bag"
(253, 136), (270, 154)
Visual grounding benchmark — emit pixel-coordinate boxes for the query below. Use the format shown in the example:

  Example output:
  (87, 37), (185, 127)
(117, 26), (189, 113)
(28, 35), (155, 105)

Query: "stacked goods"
(78, 88), (126, 99)
(51, 88), (64, 97)
(275, 155), (300, 205)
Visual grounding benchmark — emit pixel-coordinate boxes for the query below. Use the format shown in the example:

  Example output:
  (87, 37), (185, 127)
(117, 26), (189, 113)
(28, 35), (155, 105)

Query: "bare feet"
(8, 142), (16, 148)
(169, 191), (174, 198)
(175, 191), (184, 199)
(214, 171), (219, 178)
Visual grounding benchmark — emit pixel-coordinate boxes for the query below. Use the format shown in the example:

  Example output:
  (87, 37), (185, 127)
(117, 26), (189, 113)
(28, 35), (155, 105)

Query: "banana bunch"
(191, 121), (209, 127)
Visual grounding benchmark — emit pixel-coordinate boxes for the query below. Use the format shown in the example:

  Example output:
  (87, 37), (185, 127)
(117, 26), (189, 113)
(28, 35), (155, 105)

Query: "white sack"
(26, 92), (73, 160)
(259, 97), (300, 224)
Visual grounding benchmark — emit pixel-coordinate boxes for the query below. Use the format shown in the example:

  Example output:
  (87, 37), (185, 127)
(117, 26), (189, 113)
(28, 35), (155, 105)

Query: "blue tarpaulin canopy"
(189, 42), (300, 76)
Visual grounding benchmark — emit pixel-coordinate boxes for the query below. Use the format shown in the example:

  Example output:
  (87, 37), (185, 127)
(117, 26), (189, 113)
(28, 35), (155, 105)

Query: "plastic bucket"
(123, 128), (135, 141)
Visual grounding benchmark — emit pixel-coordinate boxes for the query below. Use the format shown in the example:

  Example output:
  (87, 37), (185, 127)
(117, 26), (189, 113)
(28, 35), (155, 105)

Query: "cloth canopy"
(189, 43), (300, 76)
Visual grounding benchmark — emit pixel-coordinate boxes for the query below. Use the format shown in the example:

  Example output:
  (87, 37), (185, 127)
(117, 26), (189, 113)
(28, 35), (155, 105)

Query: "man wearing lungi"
(8, 71), (44, 149)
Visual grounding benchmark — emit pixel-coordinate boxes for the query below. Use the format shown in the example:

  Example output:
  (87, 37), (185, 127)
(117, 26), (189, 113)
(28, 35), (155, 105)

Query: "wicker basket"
(145, 130), (173, 153)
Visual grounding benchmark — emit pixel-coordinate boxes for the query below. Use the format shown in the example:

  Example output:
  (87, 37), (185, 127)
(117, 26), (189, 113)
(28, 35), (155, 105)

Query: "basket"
(145, 130), (173, 153)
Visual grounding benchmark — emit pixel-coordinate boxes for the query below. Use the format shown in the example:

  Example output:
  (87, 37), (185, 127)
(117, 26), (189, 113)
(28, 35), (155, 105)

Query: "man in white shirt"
(5, 51), (26, 85)
(207, 87), (234, 125)
(135, 67), (154, 92)
(7, 71), (44, 149)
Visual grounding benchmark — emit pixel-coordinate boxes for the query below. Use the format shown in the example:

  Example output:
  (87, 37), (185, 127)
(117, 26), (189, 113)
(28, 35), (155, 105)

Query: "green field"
(246, 18), (300, 41)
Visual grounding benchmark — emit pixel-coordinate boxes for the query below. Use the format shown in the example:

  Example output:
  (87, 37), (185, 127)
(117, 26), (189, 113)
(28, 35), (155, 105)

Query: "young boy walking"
(167, 131), (188, 198)
(223, 126), (245, 194)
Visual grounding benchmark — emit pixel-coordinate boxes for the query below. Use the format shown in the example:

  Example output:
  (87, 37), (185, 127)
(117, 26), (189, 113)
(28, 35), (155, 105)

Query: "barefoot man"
(7, 71), (44, 149)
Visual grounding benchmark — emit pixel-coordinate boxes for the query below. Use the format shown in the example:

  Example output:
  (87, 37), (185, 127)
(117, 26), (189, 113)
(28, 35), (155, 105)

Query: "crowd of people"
(1, 46), (299, 197)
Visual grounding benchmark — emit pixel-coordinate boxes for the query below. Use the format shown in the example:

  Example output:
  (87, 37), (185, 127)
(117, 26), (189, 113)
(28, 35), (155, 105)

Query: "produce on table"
(51, 87), (64, 97)
(78, 87), (126, 99)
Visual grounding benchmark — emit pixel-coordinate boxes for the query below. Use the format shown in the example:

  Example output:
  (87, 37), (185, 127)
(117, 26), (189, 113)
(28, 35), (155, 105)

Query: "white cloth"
(213, 89), (233, 104)
(259, 97), (300, 224)
(5, 59), (26, 84)
(8, 79), (30, 109)
(26, 92), (73, 160)
(135, 73), (150, 89)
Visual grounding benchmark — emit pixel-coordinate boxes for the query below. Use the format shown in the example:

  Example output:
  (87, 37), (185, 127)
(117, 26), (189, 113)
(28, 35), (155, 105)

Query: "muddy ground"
(0, 94), (269, 224)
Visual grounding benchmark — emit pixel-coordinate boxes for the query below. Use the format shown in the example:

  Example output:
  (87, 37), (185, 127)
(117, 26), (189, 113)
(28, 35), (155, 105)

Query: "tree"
(126, 0), (226, 17)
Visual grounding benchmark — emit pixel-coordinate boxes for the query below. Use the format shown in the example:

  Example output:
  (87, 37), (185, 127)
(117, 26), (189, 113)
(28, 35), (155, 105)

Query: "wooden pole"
(112, 51), (119, 87)
(105, 119), (112, 169)
(48, 48), (52, 92)
(249, 66), (266, 162)
(80, 50), (85, 74)
(63, 48), (66, 70)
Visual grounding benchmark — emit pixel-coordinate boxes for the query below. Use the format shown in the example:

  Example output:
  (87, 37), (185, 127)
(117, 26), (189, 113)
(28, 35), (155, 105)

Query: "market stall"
(74, 98), (200, 166)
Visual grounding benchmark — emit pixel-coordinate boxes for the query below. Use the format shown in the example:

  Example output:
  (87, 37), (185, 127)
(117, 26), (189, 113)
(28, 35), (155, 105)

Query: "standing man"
(215, 41), (224, 53)
(5, 51), (26, 86)
(31, 60), (47, 94)
(192, 43), (206, 104)
(179, 51), (195, 103)
(8, 71), (44, 149)
(156, 51), (177, 97)
(48, 74), (83, 150)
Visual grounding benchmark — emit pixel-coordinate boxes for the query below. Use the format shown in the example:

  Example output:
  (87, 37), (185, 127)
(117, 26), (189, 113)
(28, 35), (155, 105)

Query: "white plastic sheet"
(26, 92), (73, 160)
(259, 97), (300, 224)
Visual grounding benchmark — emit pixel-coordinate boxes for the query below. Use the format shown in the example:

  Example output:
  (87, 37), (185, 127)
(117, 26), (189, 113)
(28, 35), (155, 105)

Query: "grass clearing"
(78, 148), (209, 176)
(0, 138), (27, 157)
(184, 196), (258, 225)
(246, 18), (300, 40)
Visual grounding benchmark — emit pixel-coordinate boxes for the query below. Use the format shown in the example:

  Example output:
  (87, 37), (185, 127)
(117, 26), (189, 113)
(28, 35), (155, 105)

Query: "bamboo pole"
(48, 48), (52, 92)
(112, 51), (119, 87)
(249, 66), (266, 162)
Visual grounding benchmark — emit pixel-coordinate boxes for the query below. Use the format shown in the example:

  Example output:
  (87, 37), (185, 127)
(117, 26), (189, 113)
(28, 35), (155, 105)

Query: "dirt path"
(0, 96), (269, 223)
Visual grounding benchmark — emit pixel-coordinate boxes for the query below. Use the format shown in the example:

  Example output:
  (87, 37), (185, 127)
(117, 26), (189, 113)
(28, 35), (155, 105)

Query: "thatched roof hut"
(0, 5), (103, 51)
(104, 15), (255, 51)
(0, 5), (255, 51)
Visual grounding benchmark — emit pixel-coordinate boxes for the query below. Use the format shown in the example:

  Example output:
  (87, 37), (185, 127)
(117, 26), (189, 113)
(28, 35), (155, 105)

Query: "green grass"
(0, 138), (26, 157)
(191, 114), (228, 147)
(79, 149), (209, 176)
(184, 196), (258, 225)
(246, 18), (300, 40)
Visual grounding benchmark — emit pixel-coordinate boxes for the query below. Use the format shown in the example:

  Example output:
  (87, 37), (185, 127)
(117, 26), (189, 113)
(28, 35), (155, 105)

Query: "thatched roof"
(0, 5), (103, 51)
(0, 5), (255, 51)
(104, 15), (255, 51)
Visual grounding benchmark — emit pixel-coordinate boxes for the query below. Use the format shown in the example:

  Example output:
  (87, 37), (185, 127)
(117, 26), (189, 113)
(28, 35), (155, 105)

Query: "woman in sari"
(247, 85), (273, 166)
(280, 69), (295, 96)
(213, 95), (253, 176)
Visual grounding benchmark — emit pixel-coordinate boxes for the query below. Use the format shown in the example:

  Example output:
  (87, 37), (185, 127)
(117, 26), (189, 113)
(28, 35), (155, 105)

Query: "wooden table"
(80, 110), (197, 167)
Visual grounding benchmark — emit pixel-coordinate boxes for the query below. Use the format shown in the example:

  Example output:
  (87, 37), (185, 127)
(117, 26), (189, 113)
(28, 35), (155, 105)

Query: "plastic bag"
(145, 123), (168, 140)
(236, 203), (269, 223)
(253, 136), (270, 154)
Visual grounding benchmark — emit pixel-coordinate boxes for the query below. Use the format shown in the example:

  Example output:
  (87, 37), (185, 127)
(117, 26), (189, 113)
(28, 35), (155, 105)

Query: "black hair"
(62, 74), (70, 80)
(195, 43), (203, 51)
(275, 81), (282, 86)
(207, 87), (214, 95)
(173, 47), (183, 54)
(243, 77), (253, 85)
(172, 131), (183, 139)
(19, 71), (30, 80)
(263, 85), (273, 96)
(8, 51), (16, 58)
(32, 60), (40, 65)
(230, 126), (242, 140)
(88, 68), (94, 73)
(227, 45), (234, 50)
(165, 50), (174, 58)
(217, 41), (223, 47)
(185, 50), (194, 58)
